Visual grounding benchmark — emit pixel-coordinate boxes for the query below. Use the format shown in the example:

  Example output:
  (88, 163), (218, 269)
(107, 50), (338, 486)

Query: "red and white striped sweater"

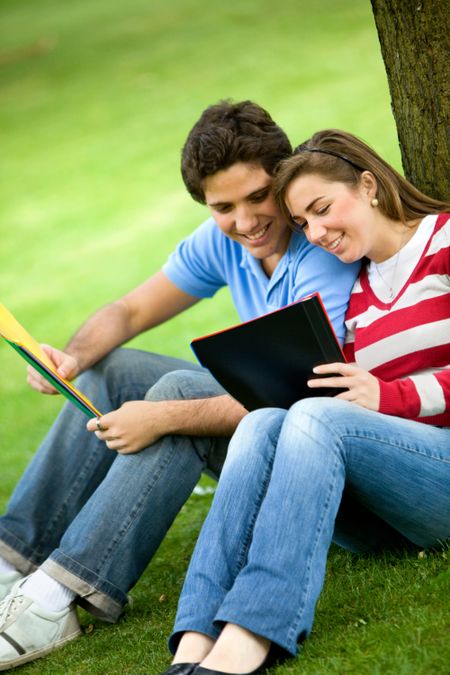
(343, 213), (450, 427)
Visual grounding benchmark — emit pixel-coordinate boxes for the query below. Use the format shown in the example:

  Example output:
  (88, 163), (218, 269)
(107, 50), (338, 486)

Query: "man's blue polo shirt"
(163, 217), (360, 344)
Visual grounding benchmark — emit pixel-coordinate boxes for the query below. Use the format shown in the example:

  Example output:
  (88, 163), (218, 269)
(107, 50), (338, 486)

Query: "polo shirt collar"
(239, 230), (301, 289)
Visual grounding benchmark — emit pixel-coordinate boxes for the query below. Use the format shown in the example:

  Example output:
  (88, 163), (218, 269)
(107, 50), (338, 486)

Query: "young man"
(0, 100), (359, 669)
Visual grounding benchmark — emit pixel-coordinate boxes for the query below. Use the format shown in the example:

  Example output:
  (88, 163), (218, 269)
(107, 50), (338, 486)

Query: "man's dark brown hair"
(181, 100), (292, 203)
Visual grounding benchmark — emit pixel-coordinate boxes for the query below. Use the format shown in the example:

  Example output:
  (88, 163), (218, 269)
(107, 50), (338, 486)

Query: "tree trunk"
(370, 0), (449, 200)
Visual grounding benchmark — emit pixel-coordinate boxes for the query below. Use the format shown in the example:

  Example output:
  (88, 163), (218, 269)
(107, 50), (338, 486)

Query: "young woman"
(162, 130), (450, 675)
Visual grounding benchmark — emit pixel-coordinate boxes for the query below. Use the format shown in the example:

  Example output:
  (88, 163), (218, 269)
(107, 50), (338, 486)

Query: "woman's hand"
(86, 401), (164, 454)
(307, 362), (380, 411)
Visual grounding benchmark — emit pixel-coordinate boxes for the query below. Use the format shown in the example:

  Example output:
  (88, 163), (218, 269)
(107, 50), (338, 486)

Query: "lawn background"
(0, 0), (448, 672)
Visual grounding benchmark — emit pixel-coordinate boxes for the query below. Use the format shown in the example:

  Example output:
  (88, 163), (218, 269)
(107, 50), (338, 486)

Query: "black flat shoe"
(194, 664), (265, 675)
(161, 663), (199, 675)
(192, 643), (286, 675)
(192, 641), (287, 674)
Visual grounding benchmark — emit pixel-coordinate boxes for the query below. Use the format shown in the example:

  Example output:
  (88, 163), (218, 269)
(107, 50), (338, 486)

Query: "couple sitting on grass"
(0, 100), (449, 674)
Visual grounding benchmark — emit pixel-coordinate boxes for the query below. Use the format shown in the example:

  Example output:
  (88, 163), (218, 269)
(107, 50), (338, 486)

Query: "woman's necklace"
(373, 252), (402, 300)
(372, 228), (408, 301)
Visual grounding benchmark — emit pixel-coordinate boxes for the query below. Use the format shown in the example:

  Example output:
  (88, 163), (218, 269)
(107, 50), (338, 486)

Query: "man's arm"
(27, 271), (200, 393)
(28, 267), (248, 446)
(86, 394), (248, 454)
(65, 271), (200, 371)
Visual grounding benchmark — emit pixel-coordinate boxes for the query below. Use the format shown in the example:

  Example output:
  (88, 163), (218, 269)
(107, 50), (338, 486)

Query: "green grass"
(0, 0), (449, 672)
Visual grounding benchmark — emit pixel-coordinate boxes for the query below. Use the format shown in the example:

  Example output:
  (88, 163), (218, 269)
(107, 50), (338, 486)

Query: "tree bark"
(370, 0), (449, 200)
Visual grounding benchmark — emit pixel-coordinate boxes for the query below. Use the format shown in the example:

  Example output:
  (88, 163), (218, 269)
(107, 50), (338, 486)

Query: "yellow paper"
(0, 303), (101, 417)
(0, 303), (54, 369)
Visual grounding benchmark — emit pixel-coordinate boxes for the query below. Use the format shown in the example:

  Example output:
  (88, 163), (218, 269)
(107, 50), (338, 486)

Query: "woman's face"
(284, 172), (379, 263)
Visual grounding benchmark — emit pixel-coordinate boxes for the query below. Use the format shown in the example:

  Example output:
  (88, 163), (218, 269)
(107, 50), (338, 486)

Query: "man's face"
(204, 162), (291, 276)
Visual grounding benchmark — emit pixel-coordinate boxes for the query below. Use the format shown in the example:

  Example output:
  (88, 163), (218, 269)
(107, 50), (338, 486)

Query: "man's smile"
(241, 223), (270, 242)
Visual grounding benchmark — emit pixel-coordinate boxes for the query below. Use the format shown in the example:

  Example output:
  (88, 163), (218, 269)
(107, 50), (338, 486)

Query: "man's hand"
(26, 344), (80, 395)
(86, 401), (166, 454)
(307, 362), (380, 411)
(86, 394), (248, 455)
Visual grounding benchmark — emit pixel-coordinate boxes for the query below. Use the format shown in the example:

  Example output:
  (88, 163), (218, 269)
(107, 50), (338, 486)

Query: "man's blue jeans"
(0, 349), (228, 621)
(171, 398), (450, 656)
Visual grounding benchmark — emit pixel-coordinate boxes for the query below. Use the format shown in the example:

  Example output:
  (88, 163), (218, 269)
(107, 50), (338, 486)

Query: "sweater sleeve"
(378, 369), (450, 423)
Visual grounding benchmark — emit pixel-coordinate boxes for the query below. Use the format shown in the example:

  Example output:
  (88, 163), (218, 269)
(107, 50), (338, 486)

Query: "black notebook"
(191, 293), (346, 411)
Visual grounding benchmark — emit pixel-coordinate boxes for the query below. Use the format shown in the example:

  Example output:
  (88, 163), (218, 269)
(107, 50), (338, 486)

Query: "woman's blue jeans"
(170, 397), (450, 656)
(0, 349), (228, 621)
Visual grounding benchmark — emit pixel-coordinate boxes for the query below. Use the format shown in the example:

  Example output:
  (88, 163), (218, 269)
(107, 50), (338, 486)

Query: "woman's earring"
(371, 198), (379, 207)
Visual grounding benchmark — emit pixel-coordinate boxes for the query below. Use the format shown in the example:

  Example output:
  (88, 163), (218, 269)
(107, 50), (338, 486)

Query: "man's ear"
(360, 171), (378, 199)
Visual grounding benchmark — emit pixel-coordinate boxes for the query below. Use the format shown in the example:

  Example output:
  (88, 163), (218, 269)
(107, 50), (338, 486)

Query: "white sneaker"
(0, 578), (81, 670)
(0, 572), (24, 602)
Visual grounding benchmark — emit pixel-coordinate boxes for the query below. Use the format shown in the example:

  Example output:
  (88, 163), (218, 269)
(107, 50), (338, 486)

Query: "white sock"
(0, 556), (17, 574)
(22, 569), (76, 612)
